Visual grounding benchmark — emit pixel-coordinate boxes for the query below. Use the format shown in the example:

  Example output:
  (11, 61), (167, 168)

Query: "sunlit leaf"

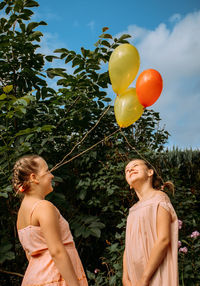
(3, 85), (13, 93)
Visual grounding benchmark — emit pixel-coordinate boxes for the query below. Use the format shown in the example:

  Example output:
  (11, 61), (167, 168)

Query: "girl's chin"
(130, 178), (138, 184)
(47, 186), (53, 194)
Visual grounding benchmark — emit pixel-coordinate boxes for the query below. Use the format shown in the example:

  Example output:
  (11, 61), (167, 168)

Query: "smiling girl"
(13, 155), (88, 286)
(123, 159), (179, 286)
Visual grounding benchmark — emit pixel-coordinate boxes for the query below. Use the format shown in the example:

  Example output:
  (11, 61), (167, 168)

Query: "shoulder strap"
(29, 200), (44, 225)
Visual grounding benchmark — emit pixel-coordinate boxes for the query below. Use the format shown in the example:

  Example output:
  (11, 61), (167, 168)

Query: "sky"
(29, 1), (200, 149)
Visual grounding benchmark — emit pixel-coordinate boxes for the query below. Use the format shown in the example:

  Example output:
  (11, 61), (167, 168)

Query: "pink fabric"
(18, 201), (88, 286)
(125, 193), (179, 286)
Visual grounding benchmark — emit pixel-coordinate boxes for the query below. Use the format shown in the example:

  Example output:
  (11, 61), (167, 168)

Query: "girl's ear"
(147, 168), (154, 177)
(29, 173), (39, 184)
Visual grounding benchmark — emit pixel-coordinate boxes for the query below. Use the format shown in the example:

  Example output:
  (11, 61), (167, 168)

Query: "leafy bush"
(0, 1), (199, 286)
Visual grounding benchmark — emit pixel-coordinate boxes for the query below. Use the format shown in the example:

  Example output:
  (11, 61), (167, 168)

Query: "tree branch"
(0, 268), (24, 278)
(51, 127), (120, 171)
(50, 105), (111, 172)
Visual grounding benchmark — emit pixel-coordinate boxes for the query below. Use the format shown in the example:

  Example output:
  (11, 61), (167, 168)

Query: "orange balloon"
(136, 69), (163, 107)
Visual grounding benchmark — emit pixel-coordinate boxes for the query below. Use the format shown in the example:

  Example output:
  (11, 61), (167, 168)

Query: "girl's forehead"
(126, 160), (144, 169)
(37, 158), (48, 168)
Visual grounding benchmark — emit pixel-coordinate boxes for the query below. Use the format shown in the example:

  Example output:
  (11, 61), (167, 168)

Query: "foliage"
(0, 1), (199, 286)
(160, 149), (200, 285)
(178, 228), (200, 285)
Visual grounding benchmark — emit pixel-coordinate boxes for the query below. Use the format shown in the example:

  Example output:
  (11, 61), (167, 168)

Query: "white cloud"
(37, 32), (74, 90)
(87, 21), (95, 31)
(118, 10), (200, 149)
(32, 10), (61, 22)
(73, 20), (79, 27)
(38, 32), (65, 55)
(169, 13), (182, 23)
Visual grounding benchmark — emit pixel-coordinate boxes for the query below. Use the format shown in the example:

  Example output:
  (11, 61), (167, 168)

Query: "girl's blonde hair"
(12, 155), (41, 194)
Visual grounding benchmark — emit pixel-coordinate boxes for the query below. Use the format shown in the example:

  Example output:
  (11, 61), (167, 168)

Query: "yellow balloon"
(109, 44), (140, 95)
(114, 88), (144, 128)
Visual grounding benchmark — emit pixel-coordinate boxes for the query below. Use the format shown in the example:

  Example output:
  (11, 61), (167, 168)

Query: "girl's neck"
(24, 189), (45, 200)
(133, 182), (155, 201)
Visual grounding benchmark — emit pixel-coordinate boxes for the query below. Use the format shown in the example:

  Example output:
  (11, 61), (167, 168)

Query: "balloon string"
(120, 128), (164, 184)
(50, 128), (120, 172)
(56, 95), (81, 128)
(50, 105), (111, 172)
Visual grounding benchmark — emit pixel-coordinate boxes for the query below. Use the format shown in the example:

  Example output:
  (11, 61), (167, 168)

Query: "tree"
(0, 1), (170, 285)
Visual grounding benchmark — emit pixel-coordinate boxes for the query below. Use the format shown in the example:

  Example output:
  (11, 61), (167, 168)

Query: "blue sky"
(30, 1), (200, 149)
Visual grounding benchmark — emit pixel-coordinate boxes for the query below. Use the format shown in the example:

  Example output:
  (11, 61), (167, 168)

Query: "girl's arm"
(122, 251), (131, 286)
(36, 201), (79, 286)
(25, 250), (30, 261)
(136, 205), (171, 286)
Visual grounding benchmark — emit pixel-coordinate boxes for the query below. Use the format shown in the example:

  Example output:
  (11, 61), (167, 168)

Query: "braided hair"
(12, 155), (41, 194)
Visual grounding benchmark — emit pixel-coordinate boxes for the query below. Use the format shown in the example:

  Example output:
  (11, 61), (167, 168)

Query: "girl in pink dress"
(13, 155), (88, 286)
(123, 159), (179, 286)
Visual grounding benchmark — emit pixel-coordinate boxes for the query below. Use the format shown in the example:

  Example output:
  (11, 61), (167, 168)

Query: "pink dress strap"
(29, 200), (44, 225)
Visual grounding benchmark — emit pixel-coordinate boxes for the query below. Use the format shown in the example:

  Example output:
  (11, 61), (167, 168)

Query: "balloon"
(114, 88), (144, 128)
(136, 69), (163, 107)
(109, 44), (140, 95)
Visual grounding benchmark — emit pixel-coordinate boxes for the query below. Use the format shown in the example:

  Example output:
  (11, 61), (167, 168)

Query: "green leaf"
(65, 54), (74, 64)
(119, 34), (132, 40)
(89, 221), (105, 229)
(101, 40), (111, 48)
(15, 128), (34, 137)
(41, 125), (56, 131)
(22, 8), (34, 16)
(27, 22), (40, 33)
(109, 276), (116, 285)
(53, 176), (63, 183)
(0, 94), (7, 100)
(14, 98), (28, 106)
(19, 21), (26, 32)
(0, 251), (15, 263)
(5, 6), (12, 15)
(0, 2), (6, 10)
(102, 27), (109, 32)
(74, 66), (84, 74)
(99, 33), (113, 39)
(39, 21), (47, 26)
(0, 125), (6, 130)
(0, 192), (8, 198)
(46, 69), (55, 79)
(90, 228), (101, 238)
(97, 101), (104, 108)
(72, 57), (82, 68)
(54, 48), (68, 53)
(3, 85), (13, 93)
(45, 55), (59, 62)
(86, 270), (96, 280)
(0, 17), (7, 27)
(18, 106), (26, 114)
(118, 39), (130, 44)
(30, 31), (43, 40)
(0, 243), (13, 253)
(102, 97), (112, 102)
(81, 47), (87, 58)
(47, 68), (66, 78)
(79, 189), (87, 200)
(24, 0), (39, 7)
(20, 11), (33, 20)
